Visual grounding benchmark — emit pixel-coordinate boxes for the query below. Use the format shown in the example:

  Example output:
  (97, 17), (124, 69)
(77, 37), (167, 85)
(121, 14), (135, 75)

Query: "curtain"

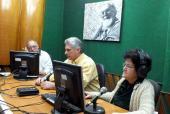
(0, 0), (45, 65)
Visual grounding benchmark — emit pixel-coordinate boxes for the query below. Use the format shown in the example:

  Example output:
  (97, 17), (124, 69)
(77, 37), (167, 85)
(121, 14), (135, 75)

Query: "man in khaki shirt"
(35, 37), (100, 92)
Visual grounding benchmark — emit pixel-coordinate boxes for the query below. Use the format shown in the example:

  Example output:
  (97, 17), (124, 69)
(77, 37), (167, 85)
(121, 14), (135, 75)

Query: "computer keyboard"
(41, 93), (56, 105)
(13, 73), (38, 79)
(42, 93), (82, 113)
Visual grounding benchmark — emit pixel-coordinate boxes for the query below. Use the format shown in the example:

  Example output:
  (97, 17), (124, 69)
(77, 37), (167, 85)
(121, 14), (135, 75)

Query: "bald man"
(26, 40), (53, 75)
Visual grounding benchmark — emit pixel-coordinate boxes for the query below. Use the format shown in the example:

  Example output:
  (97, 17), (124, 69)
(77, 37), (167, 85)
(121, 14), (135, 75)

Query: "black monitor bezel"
(10, 50), (40, 76)
(53, 60), (85, 113)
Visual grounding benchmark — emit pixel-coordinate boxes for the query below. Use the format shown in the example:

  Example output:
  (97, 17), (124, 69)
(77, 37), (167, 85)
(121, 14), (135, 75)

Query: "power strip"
(16, 87), (39, 96)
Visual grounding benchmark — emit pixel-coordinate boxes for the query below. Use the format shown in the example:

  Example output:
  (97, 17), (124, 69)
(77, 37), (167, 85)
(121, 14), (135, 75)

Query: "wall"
(42, 0), (64, 60)
(162, 7), (170, 91)
(43, 0), (170, 91)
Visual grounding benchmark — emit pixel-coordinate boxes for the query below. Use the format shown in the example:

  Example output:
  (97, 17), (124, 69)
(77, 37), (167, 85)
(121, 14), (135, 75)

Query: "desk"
(0, 75), (55, 114)
(0, 75), (128, 114)
(89, 100), (128, 113)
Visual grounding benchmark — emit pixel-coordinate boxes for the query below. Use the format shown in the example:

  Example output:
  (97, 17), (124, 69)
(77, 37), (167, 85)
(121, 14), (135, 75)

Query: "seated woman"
(85, 49), (155, 114)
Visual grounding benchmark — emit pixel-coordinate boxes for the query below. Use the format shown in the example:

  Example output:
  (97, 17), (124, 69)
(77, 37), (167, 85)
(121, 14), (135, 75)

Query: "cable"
(0, 77), (50, 113)
(12, 100), (45, 108)
(0, 77), (6, 91)
(5, 81), (25, 84)
(10, 100), (46, 114)
(0, 99), (47, 114)
(0, 99), (24, 113)
(11, 109), (48, 114)
(1, 91), (41, 99)
(0, 84), (36, 91)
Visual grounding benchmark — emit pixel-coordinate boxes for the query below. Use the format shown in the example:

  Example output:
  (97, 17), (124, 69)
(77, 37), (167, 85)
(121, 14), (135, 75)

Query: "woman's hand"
(85, 91), (92, 99)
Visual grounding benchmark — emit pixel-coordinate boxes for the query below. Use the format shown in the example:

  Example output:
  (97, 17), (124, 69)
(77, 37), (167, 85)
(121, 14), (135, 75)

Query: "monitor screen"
(53, 60), (85, 113)
(10, 50), (39, 79)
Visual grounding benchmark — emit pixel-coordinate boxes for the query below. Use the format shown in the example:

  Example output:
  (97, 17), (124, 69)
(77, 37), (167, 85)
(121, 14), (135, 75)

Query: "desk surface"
(0, 75), (127, 114)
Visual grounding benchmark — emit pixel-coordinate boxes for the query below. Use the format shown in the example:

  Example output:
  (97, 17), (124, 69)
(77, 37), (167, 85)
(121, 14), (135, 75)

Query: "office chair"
(96, 64), (105, 88)
(148, 79), (162, 106)
(156, 91), (170, 114)
(105, 73), (121, 91)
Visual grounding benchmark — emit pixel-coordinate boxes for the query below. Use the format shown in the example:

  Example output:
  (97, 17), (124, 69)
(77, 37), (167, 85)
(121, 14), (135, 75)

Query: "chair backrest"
(96, 64), (105, 88)
(156, 91), (170, 114)
(105, 73), (120, 91)
(148, 79), (162, 105)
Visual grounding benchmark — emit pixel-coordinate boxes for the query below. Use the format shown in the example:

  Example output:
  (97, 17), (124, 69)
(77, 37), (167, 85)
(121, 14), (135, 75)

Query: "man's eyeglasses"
(65, 48), (72, 52)
(27, 45), (38, 49)
(123, 63), (135, 69)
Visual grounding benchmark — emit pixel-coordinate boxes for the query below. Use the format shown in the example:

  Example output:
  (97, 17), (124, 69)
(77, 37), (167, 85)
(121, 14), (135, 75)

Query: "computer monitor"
(53, 60), (85, 113)
(10, 50), (39, 79)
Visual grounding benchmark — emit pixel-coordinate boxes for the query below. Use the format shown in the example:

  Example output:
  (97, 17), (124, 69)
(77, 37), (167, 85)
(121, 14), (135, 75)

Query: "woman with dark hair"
(85, 49), (155, 114)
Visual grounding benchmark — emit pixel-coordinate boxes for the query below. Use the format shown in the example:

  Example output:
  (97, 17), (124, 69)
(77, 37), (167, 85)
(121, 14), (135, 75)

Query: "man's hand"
(39, 71), (47, 76)
(85, 91), (92, 99)
(35, 77), (43, 86)
(40, 81), (55, 90)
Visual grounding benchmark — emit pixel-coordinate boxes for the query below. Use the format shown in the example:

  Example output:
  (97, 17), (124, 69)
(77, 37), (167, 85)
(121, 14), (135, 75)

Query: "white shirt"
(39, 50), (53, 74)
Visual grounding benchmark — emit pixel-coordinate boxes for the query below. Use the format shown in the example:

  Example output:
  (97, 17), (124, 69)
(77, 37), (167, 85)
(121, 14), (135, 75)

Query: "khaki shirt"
(50, 53), (100, 92)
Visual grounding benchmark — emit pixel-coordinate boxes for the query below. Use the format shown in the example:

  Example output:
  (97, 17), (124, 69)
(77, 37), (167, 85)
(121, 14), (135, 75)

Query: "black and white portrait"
(83, 0), (123, 41)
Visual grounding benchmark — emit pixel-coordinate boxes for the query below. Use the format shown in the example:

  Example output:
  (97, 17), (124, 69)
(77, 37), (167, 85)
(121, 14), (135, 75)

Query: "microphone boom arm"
(91, 95), (100, 110)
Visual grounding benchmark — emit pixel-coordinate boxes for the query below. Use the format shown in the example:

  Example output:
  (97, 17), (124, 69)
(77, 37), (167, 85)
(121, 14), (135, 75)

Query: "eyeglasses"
(27, 45), (38, 49)
(123, 63), (135, 69)
(65, 48), (72, 52)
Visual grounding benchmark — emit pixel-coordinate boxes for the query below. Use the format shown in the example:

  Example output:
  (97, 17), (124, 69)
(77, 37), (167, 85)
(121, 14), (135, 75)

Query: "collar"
(71, 53), (85, 64)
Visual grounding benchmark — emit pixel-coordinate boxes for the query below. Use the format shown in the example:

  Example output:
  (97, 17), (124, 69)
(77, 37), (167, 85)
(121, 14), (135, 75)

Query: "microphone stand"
(91, 96), (98, 111)
(85, 94), (105, 114)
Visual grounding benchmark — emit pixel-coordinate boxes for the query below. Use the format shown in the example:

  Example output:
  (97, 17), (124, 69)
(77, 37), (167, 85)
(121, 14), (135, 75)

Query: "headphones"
(137, 49), (150, 79)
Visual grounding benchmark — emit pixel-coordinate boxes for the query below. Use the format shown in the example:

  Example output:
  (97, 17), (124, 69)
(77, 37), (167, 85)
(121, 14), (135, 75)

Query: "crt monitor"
(53, 60), (85, 113)
(10, 50), (39, 79)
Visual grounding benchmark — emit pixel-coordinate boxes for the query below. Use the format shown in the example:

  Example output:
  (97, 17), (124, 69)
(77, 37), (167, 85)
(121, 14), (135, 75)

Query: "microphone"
(85, 87), (107, 114)
(99, 87), (107, 94)
(41, 73), (52, 82)
(91, 87), (107, 104)
(86, 87), (107, 107)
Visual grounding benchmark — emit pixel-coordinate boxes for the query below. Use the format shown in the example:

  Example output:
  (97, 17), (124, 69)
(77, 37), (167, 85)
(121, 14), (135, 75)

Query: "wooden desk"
(0, 75), (128, 114)
(90, 99), (128, 113)
(0, 75), (55, 114)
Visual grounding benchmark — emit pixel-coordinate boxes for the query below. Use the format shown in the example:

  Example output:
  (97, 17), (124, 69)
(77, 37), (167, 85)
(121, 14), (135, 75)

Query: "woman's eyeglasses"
(123, 63), (135, 69)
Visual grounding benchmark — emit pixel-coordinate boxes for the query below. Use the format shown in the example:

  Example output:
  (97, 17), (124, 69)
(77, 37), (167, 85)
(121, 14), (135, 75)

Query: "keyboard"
(13, 73), (38, 80)
(41, 93), (56, 105)
(42, 93), (82, 113)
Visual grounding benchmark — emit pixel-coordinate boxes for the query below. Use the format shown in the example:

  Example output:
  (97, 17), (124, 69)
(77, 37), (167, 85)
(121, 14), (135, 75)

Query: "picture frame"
(83, 0), (123, 42)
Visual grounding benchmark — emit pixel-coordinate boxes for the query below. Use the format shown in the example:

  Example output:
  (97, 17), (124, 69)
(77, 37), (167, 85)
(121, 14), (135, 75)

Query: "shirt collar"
(72, 53), (84, 64)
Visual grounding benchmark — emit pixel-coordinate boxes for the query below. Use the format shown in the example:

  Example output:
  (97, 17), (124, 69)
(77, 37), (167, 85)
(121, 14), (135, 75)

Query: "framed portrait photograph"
(83, 0), (123, 42)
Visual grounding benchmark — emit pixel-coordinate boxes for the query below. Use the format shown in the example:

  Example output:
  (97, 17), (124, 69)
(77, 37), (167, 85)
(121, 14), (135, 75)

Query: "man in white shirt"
(26, 40), (53, 75)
